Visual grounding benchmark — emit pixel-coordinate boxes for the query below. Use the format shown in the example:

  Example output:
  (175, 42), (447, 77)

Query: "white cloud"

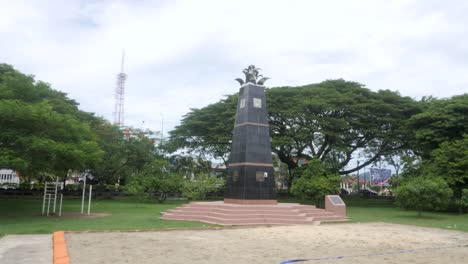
(1, 0), (467, 133)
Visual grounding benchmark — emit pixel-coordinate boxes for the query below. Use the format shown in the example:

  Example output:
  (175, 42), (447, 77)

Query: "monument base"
(224, 199), (277, 205)
(161, 201), (348, 225)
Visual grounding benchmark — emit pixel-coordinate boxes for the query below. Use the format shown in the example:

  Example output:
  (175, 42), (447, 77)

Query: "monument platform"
(161, 201), (348, 225)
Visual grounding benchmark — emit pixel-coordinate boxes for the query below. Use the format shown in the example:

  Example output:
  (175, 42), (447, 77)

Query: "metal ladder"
(42, 178), (63, 216)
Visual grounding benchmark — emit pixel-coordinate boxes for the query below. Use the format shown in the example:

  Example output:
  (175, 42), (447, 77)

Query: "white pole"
(53, 178), (58, 214)
(59, 193), (63, 217)
(87, 185), (92, 215)
(81, 174), (87, 214)
(47, 194), (51, 216)
(42, 182), (47, 215)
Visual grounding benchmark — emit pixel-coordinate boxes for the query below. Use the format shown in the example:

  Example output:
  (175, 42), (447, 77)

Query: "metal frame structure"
(42, 178), (63, 216)
(114, 50), (127, 127)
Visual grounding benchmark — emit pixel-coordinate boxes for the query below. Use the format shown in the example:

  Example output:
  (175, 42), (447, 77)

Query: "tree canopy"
(0, 63), (159, 184)
(0, 64), (102, 181)
(167, 80), (420, 187)
(409, 94), (468, 158)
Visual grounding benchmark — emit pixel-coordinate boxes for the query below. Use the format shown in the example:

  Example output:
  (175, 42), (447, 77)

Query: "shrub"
(290, 159), (341, 208)
(395, 176), (453, 216)
(126, 159), (183, 203)
(455, 189), (468, 214)
(181, 175), (224, 200)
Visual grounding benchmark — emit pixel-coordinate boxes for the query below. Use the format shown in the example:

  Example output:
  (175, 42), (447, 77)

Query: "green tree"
(169, 155), (212, 178)
(456, 189), (468, 214)
(409, 94), (468, 158)
(269, 81), (419, 175)
(90, 119), (160, 184)
(426, 135), (468, 204)
(181, 175), (225, 200)
(167, 80), (420, 187)
(165, 95), (237, 164)
(0, 64), (104, 181)
(290, 159), (341, 207)
(0, 97), (102, 182)
(395, 177), (453, 216)
(0, 63), (162, 185)
(126, 159), (183, 203)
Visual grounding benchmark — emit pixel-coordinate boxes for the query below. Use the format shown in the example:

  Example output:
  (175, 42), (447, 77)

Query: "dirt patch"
(65, 222), (468, 264)
(48, 212), (111, 219)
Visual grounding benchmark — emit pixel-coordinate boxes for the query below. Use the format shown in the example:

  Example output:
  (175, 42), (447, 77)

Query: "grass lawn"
(342, 196), (468, 232)
(1, 196), (467, 236)
(0, 197), (207, 237)
(278, 196), (468, 232)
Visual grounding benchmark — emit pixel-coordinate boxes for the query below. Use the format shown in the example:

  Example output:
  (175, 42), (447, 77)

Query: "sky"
(1, 0), (467, 135)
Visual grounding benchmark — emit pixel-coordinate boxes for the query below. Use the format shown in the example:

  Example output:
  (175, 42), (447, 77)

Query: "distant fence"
(0, 189), (393, 201)
(0, 189), (124, 198)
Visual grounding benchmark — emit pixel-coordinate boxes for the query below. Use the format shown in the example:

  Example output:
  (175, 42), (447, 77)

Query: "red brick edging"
(52, 231), (70, 264)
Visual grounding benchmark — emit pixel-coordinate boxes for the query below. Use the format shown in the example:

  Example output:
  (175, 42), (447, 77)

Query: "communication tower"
(114, 50), (127, 127)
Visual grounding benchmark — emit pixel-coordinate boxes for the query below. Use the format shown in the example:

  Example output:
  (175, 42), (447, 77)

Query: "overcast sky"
(1, 0), (467, 134)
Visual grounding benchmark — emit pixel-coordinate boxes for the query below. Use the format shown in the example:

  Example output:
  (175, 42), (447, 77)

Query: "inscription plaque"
(232, 171), (239, 182)
(240, 98), (246, 109)
(253, 98), (262, 108)
(256, 171), (265, 182)
(328, 195), (345, 205)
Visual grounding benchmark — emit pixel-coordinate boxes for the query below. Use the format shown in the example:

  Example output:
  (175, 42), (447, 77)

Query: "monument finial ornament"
(235, 65), (270, 86)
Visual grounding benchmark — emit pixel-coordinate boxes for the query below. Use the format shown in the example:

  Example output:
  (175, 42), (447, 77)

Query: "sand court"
(65, 222), (468, 264)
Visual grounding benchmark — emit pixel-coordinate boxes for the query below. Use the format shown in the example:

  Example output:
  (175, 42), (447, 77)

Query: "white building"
(0, 168), (20, 185)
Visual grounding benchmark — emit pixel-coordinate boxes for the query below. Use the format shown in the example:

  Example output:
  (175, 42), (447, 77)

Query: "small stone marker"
(325, 195), (346, 217)
(329, 195), (345, 205)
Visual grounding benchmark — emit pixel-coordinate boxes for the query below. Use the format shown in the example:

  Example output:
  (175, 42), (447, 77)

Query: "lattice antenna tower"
(114, 50), (127, 127)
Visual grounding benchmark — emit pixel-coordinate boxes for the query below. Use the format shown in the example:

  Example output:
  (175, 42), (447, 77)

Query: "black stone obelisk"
(224, 82), (277, 204)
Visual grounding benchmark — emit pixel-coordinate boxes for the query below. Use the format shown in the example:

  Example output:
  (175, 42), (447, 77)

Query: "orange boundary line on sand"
(52, 231), (70, 264)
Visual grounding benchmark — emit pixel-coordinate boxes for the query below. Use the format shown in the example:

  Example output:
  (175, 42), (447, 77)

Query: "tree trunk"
(286, 167), (293, 190)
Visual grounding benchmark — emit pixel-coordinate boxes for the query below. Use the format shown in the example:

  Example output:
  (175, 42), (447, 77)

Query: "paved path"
(0, 234), (51, 264)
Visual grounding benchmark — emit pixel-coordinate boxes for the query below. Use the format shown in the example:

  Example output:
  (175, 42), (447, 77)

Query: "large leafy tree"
(167, 80), (419, 187)
(91, 120), (160, 184)
(409, 94), (468, 158)
(268, 80), (419, 176)
(425, 135), (468, 199)
(165, 94), (237, 164)
(0, 64), (102, 181)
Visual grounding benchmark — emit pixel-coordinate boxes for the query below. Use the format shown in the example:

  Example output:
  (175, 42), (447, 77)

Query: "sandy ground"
(66, 223), (468, 264)
(0, 234), (51, 264)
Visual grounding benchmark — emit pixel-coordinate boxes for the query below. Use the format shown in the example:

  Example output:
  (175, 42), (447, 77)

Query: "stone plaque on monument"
(224, 66), (277, 204)
(328, 195), (345, 205)
(325, 195), (346, 217)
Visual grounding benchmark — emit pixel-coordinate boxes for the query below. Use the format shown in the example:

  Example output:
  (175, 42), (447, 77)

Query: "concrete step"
(166, 208), (309, 215)
(187, 203), (311, 210)
(161, 201), (348, 226)
(163, 211), (310, 220)
(161, 215), (317, 225)
(183, 206), (307, 212)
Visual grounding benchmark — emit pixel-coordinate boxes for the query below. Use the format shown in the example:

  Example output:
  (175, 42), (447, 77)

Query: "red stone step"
(166, 208), (307, 215)
(164, 212), (310, 220)
(161, 214), (316, 225)
(161, 201), (348, 226)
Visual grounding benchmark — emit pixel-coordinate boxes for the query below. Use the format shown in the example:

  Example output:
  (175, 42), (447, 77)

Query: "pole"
(53, 177), (58, 214)
(47, 194), (51, 216)
(42, 182), (47, 215)
(87, 185), (92, 215)
(81, 173), (87, 214)
(59, 194), (63, 217)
